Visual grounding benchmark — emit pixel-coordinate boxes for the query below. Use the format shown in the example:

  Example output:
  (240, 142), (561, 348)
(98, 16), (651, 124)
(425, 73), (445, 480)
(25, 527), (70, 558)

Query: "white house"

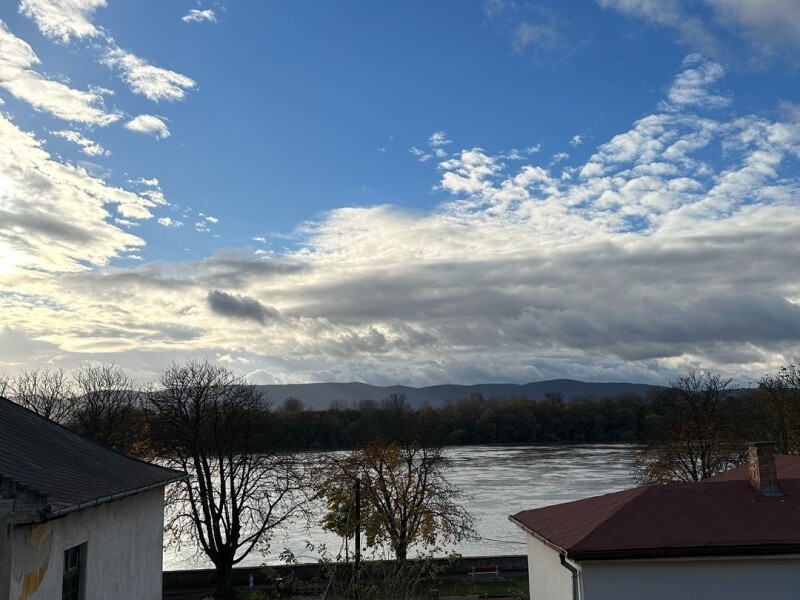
(0, 396), (184, 600)
(510, 442), (800, 600)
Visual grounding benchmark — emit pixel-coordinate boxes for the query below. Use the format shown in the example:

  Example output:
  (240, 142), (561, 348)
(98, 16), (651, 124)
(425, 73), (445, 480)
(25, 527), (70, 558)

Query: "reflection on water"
(163, 444), (637, 570)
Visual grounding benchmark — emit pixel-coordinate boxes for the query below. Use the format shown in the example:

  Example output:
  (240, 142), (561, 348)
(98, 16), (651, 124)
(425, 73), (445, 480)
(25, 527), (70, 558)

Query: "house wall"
(527, 535), (574, 600)
(7, 488), (165, 600)
(580, 555), (800, 600)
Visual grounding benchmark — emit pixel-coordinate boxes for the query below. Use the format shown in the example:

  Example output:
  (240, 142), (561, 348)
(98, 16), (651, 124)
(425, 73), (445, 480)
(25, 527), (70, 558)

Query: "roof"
(510, 455), (800, 561)
(0, 396), (184, 521)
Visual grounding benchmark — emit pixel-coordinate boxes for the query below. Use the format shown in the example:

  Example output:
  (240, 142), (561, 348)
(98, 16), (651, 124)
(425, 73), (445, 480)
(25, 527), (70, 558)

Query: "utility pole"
(353, 476), (361, 600)
(354, 476), (361, 571)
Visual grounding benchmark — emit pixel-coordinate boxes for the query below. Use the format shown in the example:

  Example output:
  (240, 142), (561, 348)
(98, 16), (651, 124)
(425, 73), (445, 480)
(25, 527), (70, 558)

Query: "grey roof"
(0, 396), (184, 520)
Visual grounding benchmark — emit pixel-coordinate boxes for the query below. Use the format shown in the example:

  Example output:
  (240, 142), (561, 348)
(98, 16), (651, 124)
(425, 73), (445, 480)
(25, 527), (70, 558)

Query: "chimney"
(748, 442), (781, 496)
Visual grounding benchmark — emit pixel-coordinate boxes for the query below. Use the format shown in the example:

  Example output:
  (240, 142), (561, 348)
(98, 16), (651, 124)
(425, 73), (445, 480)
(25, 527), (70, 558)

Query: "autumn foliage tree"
(319, 441), (474, 562)
(635, 370), (742, 483)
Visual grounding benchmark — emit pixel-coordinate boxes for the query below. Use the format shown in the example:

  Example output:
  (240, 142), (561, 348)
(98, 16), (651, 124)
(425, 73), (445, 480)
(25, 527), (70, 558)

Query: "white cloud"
(0, 112), (157, 276)
(0, 22), (119, 125)
(102, 47), (195, 102)
(19, 0), (106, 42)
(513, 21), (562, 53)
(706, 0), (800, 50)
(51, 129), (109, 156)
(570, 135), (583, 147)
(124, 115), (170, 139)
(598, 0), (800, 63)
(205, 215), (219, 224)
(2, 56), (800, 386)
(157, 217), (183, 228)
(182, 9), (218, 24)
(428, 131), (451, 147)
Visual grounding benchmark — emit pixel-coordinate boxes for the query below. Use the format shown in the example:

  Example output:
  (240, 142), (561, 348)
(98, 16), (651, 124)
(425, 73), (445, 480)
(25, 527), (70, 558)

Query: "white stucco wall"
(580, 555), (800, 600)
(527, 534), (575, 600)
(7, 487), (165, 600)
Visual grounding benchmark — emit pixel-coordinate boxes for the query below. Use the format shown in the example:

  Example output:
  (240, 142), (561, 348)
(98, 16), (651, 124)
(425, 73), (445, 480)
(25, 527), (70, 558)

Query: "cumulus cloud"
(182, 9), (217, 23)
(157, 217), (183, 228)
(19, 0), (106, 42)
(0, 112), (157, 276)
(207, 290), (280, 325)
(0, 22), (119, 125)
(2, 56), (800, 386)
(51, 129), (109, 156)
(124, 114), (170, 139)
(102, 47), (196, 102)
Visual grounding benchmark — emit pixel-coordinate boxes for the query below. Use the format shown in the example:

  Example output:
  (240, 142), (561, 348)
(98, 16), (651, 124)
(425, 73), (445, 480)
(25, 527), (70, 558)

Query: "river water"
(163, 444), (637, 570)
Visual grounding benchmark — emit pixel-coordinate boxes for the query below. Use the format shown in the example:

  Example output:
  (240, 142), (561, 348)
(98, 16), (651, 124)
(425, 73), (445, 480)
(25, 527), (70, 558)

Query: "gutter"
(560, 553), (580, 600)
(509, 515), (581, 600)
(43, 474), (187, 520)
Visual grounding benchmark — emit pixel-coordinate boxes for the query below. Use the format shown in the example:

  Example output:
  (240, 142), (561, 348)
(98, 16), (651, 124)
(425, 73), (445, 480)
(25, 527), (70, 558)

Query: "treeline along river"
(163, 444), (638, 570)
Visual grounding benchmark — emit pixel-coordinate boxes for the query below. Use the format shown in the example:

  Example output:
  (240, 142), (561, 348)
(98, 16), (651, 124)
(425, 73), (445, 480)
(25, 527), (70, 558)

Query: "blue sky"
(1, 0), (799, 386)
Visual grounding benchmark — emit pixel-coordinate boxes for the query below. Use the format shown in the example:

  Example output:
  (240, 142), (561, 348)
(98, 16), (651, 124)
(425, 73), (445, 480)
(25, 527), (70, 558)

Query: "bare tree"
(743, 365), (800, 455)
(635, 370), (741, 483)
(72, 363), (139, 450)
(147, 360), (311, 599)
(0, 373), (8, 398)
(319, 441), (474, 562)
(7, 368), (75, 424)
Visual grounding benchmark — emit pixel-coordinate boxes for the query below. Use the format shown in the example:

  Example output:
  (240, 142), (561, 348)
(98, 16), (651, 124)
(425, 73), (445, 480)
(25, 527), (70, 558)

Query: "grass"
(435, 575), (529, 598)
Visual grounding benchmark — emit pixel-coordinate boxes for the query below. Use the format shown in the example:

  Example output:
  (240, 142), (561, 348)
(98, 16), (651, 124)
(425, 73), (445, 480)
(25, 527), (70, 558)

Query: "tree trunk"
(215, 560), (235, 599)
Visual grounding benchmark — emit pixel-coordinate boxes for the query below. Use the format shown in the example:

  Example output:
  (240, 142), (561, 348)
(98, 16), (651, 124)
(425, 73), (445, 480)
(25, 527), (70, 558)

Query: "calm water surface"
(163, 444), (637, 570)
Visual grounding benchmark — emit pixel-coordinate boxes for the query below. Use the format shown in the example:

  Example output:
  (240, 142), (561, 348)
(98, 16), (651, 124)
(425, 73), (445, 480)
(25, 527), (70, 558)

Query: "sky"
(1, 0), (799, 387)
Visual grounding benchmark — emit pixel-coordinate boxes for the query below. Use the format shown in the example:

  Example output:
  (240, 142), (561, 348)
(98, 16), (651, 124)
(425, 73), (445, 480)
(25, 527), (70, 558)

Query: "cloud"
(124, 115), (170, 139)
(598, 0), (800, 64)
(570, 135), (583, 147)
(486, 2), (570, 56)
(2, 56), (800, 386)
(102, 47), (196, 102)
(207, 290), (280, 325)
(0, 22), (119, 125)
(429, 131), (451, 147)
(706, 0), (800, 51)
(0, 112), (157, 276)
(51, 129), (109, 156)
(19, 0), (106, 42)
(662, 54), (731, 109)
(157, 217), (183, 228)
(512, 21), (563, 53)
(182, 9), (217, 24)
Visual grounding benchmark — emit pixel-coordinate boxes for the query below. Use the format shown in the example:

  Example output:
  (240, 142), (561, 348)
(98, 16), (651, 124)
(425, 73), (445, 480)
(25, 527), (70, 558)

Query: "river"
(163, 444), (638, 570)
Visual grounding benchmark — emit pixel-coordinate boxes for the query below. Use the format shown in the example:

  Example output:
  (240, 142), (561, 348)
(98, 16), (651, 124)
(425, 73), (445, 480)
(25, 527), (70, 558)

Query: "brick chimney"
(748, 442), (781, 496)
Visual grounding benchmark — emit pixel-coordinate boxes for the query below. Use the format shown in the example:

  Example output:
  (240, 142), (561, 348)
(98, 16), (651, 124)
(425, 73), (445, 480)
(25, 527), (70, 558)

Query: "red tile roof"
(510, 455), (800, 560)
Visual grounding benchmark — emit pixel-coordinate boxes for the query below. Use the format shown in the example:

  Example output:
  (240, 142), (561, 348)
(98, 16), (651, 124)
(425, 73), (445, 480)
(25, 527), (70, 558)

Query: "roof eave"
(569, 543), (800, 562)
(41, 473), (187, 521)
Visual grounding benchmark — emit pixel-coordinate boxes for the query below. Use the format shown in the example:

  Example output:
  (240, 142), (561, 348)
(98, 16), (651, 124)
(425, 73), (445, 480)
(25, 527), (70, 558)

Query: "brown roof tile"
(510, 456), (800, 560)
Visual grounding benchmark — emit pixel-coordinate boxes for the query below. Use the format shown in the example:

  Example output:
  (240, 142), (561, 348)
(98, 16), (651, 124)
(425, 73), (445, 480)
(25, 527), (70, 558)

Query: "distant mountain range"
(255, 379), (660, 411)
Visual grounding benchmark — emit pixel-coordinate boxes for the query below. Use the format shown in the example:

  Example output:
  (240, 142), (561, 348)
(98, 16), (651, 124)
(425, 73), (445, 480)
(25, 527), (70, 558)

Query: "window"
(62, 545), (82, 600)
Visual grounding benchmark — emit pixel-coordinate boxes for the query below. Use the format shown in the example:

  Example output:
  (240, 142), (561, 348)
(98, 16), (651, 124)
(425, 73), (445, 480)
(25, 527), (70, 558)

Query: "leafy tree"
(319, 441), (473, 562)
(147, 360), (312, 599)
(635, 370), (741, 483)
